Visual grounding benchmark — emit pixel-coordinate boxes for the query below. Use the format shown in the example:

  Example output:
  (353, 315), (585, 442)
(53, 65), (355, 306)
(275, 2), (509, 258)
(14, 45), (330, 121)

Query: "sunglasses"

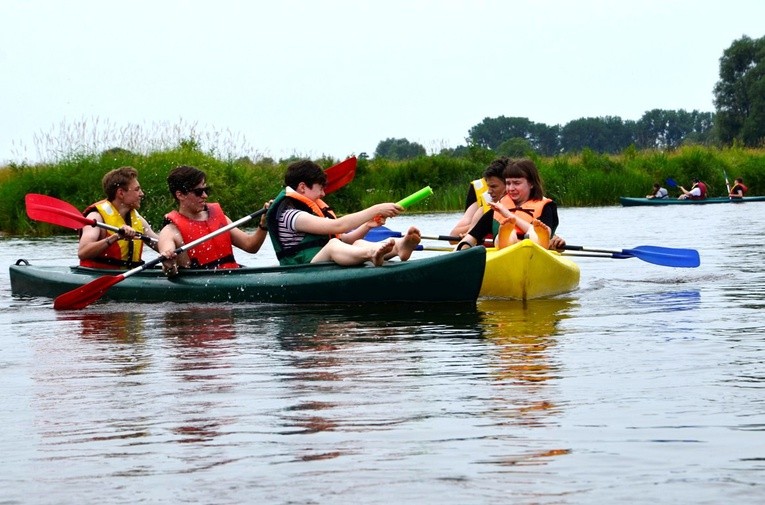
(187, 186), (212, 197)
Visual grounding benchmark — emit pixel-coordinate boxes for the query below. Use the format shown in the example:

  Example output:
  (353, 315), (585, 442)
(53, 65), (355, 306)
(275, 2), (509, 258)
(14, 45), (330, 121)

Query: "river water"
(1, 205), (764, 504)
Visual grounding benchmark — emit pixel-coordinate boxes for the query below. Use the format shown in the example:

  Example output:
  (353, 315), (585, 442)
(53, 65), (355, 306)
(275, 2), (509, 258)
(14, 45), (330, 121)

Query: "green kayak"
(620, 196), (765, 206)
(9, 246), (486, 305)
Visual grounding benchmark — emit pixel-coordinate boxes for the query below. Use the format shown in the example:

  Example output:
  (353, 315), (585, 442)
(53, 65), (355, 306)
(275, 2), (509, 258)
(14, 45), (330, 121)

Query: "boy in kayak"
(78, 166), (160, 269)
(267, 159), (421, 266)
(646, 183), (669, 199)
(158, 165), (270, 275)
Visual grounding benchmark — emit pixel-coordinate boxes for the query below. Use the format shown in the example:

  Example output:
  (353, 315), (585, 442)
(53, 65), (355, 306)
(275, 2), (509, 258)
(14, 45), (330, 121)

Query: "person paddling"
(78, 166), (159, 269)
(729, 177), (748, 198)
(266, 159), (421, 266)
(678, 178), (707, 200)
(158, 165), (270, 275)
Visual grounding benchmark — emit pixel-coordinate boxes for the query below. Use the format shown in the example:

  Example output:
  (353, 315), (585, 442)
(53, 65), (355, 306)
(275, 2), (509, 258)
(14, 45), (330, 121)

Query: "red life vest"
(165, 203), (239, 269)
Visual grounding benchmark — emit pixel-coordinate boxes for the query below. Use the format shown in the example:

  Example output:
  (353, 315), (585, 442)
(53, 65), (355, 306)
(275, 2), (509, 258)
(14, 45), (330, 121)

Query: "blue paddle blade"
(666, 177), (678, 188)
(623, 246), (700, 268)
(364, 226), (402, 241)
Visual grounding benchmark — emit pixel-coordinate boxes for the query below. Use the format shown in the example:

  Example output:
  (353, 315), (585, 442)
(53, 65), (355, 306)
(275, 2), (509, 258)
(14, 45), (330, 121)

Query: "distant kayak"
(619, 196), (765, 207)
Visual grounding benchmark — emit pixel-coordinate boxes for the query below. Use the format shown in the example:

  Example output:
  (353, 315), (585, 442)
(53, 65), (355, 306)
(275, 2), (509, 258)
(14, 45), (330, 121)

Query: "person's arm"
(139, 216), (160, 251)
(449, 202), (480, 238)
(158, 222), (189, 273)
(229, 203), (271, 253)
(294, 202), (402, 236)
(78, 212), (115, 259)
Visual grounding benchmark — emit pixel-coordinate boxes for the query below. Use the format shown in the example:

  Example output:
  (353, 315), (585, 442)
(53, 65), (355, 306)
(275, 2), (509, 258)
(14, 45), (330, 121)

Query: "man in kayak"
(678, 178), (707, 200)
(455, 158), (566, 251)
(267, 159), (421, 266)
(158, 165), (270, 275)
(729, 177), (748, 198)
(78, 166), (160, 268)
(449, 157), (509, 239)
(646, 183), (669, 199)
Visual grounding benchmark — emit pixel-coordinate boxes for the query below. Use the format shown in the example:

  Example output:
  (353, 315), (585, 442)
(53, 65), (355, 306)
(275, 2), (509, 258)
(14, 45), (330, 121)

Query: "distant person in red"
(729, 178), (748, 198)
(678, 178), (707, 200)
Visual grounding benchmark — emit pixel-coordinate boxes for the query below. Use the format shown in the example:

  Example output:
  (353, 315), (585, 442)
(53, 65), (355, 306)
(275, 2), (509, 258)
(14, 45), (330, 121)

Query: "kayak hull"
(10, 246), (486, 305)
(480, 239), (580, 300)
(620, 196), (765, 206)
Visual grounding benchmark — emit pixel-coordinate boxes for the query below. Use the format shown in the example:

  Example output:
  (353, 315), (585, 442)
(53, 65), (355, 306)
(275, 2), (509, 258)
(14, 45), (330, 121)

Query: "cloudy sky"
(1, 0), (763, 164)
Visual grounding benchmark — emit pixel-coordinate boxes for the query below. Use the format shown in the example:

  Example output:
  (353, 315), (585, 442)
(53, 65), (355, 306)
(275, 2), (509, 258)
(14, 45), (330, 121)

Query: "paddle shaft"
(29, 202), (157, 244)
(126, 208), (267, 279)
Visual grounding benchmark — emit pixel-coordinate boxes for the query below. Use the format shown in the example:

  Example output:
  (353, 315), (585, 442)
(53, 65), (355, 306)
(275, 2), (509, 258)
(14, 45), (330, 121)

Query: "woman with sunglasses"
(455, 158), (566, 251)
(158, 165), (270, 275)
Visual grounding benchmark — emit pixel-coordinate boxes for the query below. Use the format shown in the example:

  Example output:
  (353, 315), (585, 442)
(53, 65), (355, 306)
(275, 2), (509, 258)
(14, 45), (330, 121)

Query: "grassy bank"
(1, 144), (763, 237)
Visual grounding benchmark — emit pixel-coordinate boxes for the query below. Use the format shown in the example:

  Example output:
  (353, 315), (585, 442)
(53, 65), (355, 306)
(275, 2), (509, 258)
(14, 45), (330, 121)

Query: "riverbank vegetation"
(1, 140), (763, 237)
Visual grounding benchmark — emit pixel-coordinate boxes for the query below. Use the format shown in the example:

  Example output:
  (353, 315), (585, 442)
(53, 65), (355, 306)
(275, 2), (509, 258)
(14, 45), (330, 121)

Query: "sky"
(2, 0), (764, 165)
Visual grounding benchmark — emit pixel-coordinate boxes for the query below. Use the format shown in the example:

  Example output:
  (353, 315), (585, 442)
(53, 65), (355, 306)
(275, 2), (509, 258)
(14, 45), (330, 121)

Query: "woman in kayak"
(158, 165), (270, 275)
(267, 159), (421, 267)
(455, 158), (566, 251)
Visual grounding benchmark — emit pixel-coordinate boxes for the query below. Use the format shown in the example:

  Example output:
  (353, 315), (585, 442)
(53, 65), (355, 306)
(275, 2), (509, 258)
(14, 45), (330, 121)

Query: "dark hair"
(504, 159), (544, 200)
(102, 166), (138, 201)
(483, 157), (509, 181)
(284, 159), (328, 189)
(167, 165), (206, 201)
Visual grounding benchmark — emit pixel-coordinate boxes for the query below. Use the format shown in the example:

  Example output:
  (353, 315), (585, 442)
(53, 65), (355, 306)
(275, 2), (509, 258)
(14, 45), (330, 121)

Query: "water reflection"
(161, 308), (239, 444)
(476, 298), (574, 467)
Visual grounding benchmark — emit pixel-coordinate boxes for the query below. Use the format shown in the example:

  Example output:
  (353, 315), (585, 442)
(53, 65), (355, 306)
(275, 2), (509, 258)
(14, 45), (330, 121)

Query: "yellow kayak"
(480, 239), (580, 300)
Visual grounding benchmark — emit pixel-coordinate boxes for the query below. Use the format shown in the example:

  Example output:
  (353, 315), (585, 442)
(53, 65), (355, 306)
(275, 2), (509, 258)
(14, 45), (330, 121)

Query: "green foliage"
(3, 144), (765, 236)
(714, 35), (765, 147)
(373, 138), (427, 160)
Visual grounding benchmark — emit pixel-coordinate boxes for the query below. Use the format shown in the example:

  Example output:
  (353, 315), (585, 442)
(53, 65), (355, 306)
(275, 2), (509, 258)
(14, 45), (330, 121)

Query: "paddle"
(723, 169), (732, 199)
(53, 207), (268, 310)
(562, 245), (700, 268)
(666, 177), (678, 188)
(52, 158), (359, 310)
(25, 193), (158, 244)
(324, 156), (357, 193)
(366, 225), (461, 243)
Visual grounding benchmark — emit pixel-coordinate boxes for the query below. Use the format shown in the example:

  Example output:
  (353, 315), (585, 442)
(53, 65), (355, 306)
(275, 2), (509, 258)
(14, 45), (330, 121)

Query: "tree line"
(375, 35), (765, 160)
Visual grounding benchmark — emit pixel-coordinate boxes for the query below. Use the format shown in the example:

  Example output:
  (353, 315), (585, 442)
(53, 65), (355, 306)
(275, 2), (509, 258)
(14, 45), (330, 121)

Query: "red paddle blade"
(25, 194), (92, 230)
(53, 274), (125, 310)
(324, 157), (357, 194)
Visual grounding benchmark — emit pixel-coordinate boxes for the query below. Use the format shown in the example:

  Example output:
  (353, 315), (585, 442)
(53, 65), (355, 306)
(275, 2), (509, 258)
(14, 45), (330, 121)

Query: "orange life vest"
(493, 195), (552, 236)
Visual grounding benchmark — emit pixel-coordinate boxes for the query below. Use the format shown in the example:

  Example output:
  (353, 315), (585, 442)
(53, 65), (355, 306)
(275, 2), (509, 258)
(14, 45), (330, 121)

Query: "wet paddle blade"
(324, 157), (357, 194)
(25, 194), (92, 230)
(53, 274), (125, 310)
(623, 246), (700, 268)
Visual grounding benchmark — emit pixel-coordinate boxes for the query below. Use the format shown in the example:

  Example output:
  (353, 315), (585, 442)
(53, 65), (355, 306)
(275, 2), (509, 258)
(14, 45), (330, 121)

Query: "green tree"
(374, 138), (427, 160)
(559, 116), (634, 153)
(713, 35), (765, 146)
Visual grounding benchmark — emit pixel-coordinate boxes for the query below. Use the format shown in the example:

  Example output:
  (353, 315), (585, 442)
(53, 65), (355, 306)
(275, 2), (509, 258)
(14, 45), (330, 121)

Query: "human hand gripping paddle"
(25, 193), (158, 245)
(52, 157), (358, 310)
(365, 226), (700, 268)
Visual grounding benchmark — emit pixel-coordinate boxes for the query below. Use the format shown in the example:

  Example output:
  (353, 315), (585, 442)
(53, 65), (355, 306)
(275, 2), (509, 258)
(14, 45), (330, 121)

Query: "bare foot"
(531, 219), (551, 248)
(394, 227), (422, 261)
(372, 239), (395, 266)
